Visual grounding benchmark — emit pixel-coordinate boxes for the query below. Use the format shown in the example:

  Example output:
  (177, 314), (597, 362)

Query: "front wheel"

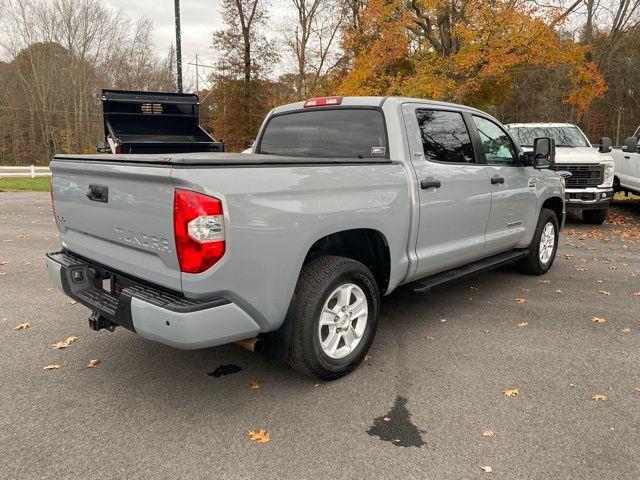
(582, 208), (608, 225)
(287, 255), (380, 380)
(517, 208), (559, 275)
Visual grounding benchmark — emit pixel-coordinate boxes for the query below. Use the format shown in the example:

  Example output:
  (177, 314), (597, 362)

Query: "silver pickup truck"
(46, 96), (564, 379)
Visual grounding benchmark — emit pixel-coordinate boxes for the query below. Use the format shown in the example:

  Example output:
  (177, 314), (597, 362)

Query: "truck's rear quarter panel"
(171, 163), (412, 331)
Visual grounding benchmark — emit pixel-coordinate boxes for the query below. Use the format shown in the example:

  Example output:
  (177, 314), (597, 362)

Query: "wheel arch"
(541, 196), (564, 226)
(303, 228), (391, 295)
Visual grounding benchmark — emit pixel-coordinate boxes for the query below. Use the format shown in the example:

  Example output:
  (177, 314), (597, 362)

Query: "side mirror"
(533, 137), (555, 169)
(623, 136), (638, 152)
(598, 137), (612, 153)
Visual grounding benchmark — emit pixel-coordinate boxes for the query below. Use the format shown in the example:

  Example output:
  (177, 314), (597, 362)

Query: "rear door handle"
(420, 178), (441, 189)
(624, 155), (630, 159)
(491, 175), (505, 185)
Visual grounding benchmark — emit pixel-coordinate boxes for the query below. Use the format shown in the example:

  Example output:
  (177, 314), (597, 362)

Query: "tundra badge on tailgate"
(113, 226), (171, 253)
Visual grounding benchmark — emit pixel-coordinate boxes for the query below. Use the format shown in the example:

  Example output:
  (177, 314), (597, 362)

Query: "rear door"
(50, 159), (180, 291)
(402, 104), (492, 278)
(469, 115), (537, 254)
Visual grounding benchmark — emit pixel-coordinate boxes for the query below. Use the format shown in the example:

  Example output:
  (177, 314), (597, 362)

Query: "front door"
(470, 115), (538, 254)
(402, 105), (492, 279)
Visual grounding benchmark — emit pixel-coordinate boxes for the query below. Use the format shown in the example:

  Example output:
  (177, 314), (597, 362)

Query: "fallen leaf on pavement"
(248, 429), (270, 444)
(52, 336), (78, 349)
(0, 261), (7, 265)
(514, 298), (528, 304)
(597, 290), (611, 296)
(14, 322), (30, 330)
(480, 466), (493, 473)
(564, 253), (573, 259)
(17, 233), (30, 238)
(43, 364), (61, 370)
(592, 394), (607, 401)
(383, 416), (391, 422)
(592, 316), (607, 324)
(249, 379), (262, 389)
(574, 266), (589, 272)
(503, 388), (518, 397)
(88, 359), (101, 367)
(364, 354), (372, 361)
(555, 289), (563, 294)
(68, 300), (77, 305)
(633, 292), (640, 297)
(482, 429), (494, 437)
(425, 336), (435, 341)
(621, 328), (631, 333)
(0, 272), (7, 276)
(539, 280), (551, 284)
(520, 288), (530, 292)
(517, 322), (528, 328)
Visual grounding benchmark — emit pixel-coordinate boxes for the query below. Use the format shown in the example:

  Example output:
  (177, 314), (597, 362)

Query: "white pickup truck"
(506, 123), (615, 224)
(611, 127), (640, 196)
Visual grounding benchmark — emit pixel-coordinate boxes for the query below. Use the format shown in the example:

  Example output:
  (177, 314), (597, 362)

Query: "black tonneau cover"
(53, 152), (392, 166)
(102, 89), (224, 154)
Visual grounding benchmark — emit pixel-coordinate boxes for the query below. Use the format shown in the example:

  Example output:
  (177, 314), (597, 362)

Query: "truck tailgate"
(50, 159), (180, 291)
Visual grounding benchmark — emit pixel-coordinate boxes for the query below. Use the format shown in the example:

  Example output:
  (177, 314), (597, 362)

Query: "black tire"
(517, 208), (559, 275)
(287, 255), (380, 380)
(582, 208), (608, 225)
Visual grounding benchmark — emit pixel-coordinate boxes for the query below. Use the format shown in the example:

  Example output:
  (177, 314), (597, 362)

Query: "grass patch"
(0, 176), (51, 192)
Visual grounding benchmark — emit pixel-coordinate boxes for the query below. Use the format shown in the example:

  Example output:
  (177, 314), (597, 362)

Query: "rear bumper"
(564, 188), (613, 210)
(45, 251), (260, 349)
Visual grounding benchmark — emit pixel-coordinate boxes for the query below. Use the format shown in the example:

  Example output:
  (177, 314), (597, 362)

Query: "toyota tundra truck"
(46, 96), (564, 379)
(506, 123), (614, 224)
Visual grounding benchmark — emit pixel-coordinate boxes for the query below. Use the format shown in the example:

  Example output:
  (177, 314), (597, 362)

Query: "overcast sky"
(106, 0), (223, 89)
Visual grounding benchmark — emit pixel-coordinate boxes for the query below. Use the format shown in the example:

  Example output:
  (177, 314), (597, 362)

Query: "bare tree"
(0, 0), (176, 162)
(283, 0), (346, 98)
(212, 0), (277, 84)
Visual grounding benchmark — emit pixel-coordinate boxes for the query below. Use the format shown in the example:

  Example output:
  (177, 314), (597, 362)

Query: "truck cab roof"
(271, 96), (488, 116)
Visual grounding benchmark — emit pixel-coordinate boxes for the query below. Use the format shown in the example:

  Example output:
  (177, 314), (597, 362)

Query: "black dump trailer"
(101, 89), (225, 154)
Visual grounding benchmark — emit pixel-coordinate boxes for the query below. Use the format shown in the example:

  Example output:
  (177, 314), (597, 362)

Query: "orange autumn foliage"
(339, 0), (606, 113)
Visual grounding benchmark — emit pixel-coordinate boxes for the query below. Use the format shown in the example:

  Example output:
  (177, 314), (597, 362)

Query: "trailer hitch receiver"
(88, 312), (117, 332)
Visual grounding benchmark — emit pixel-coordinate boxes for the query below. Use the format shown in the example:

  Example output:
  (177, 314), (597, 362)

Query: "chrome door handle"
(491, 175), (505, 185)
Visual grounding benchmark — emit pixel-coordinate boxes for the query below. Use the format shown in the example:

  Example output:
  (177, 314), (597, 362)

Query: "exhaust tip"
(234, 337), (264, 353)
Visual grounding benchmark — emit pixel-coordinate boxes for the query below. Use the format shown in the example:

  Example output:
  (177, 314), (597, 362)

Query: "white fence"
(0, 166), (51, 178)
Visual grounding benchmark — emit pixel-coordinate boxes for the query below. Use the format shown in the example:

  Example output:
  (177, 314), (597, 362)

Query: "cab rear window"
(257, 108), (388, 158)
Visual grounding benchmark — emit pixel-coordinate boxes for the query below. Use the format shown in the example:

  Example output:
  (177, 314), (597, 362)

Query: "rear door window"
(258, 108), (388, 158)
(416, 109), (475, 163)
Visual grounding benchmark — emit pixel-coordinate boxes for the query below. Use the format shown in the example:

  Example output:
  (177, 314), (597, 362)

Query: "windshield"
(507, 126), (590, 148)
(258, 108), (388, 158)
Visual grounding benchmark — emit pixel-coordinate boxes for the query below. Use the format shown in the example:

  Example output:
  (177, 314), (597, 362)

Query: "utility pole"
(174, 0), (183, 92)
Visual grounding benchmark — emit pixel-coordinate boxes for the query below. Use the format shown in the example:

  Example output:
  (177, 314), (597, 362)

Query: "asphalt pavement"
(1, 192), (639, 480)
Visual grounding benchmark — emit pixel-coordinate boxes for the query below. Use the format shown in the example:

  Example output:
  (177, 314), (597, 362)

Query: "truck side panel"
(171, 163), (412, 331)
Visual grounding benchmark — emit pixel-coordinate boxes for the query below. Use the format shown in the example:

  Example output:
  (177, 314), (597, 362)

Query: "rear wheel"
(517, 208), (559, 275)
(582, 208), (608, 225)
(287, 255), (379, 380)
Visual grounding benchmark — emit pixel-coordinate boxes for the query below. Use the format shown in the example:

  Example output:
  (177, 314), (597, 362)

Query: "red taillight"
(115, 145), (121, 154)
(174, 189), (225, 274)
(50, 174), (59, 231)
(303, 96), (342, 108)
